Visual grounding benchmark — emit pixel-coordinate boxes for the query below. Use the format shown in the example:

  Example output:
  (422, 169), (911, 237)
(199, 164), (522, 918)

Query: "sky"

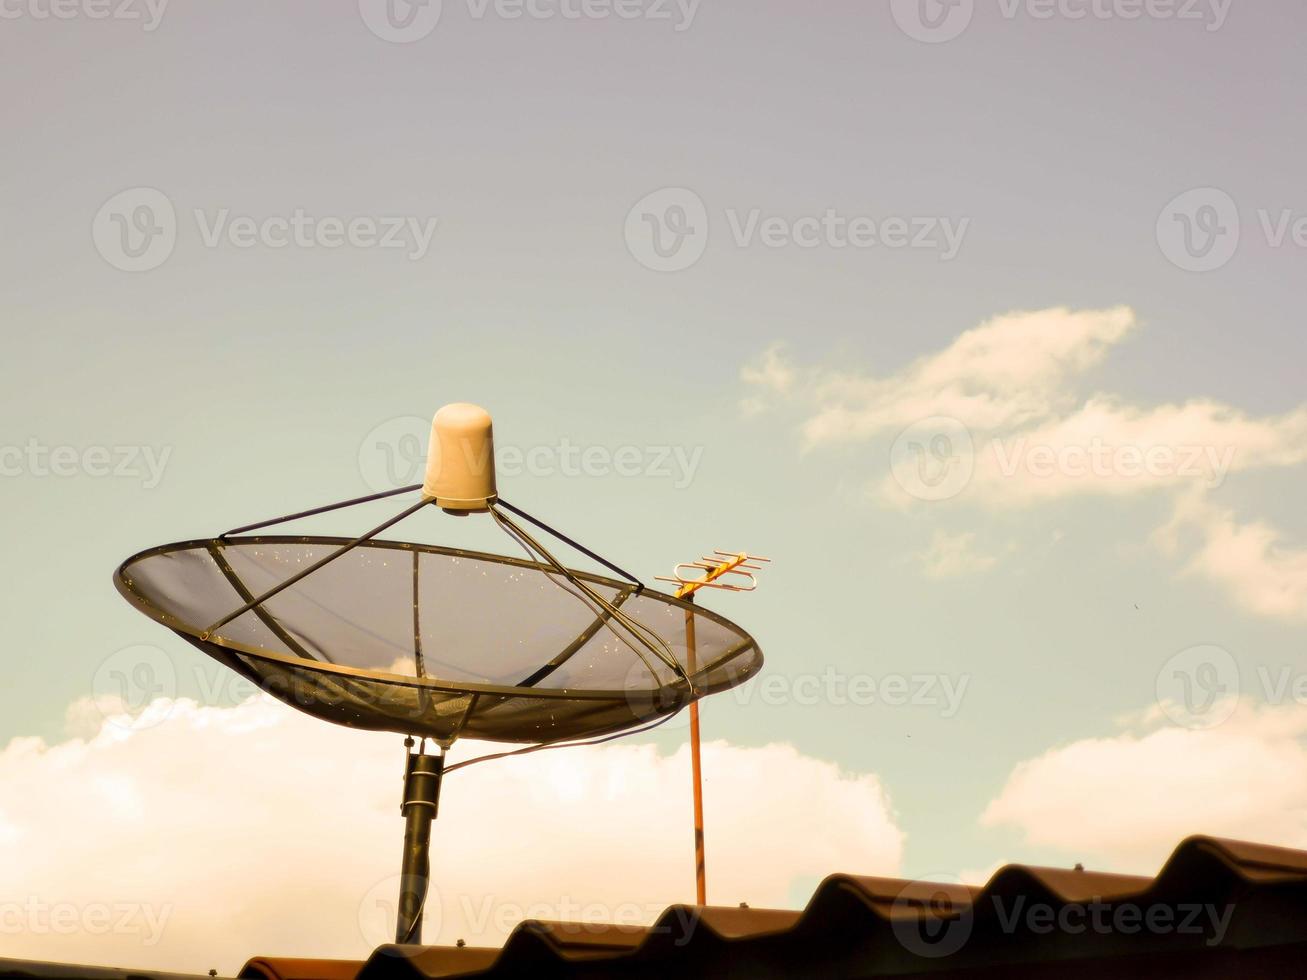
(3, 0), (1307, 973)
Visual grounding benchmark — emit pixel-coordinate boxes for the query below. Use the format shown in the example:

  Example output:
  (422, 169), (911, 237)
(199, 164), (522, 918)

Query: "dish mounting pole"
(396, 738), (445, 944)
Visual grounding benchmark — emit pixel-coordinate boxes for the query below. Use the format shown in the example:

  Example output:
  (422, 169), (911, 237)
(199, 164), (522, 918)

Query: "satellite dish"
(115, 537), (761, 744)
(113, 404), (764, 945)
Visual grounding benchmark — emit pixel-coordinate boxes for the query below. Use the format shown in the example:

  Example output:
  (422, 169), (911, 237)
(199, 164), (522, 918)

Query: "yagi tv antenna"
(114, 403), (764, 946)
(657, 551), (770, 906)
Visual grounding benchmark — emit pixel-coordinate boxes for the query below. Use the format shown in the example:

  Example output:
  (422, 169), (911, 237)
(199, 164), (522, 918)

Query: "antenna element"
(659, 551), (771, 906)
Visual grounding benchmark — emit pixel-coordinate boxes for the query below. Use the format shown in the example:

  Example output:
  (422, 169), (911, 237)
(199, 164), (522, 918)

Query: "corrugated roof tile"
(347, 835), (1307, 979)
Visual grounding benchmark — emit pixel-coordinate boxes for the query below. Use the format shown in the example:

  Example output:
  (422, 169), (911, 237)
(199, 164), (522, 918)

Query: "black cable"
(494, 497), (645, 591)
(443, 706), (686, 775)
(220, 483), (424, 538)
(490, 505), (691, 687)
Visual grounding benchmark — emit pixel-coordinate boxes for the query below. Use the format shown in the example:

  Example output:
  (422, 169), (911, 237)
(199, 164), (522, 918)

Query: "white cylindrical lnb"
(423, 403), (497, 512)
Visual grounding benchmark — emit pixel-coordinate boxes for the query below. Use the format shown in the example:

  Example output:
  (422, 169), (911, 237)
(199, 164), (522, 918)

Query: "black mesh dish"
(114, 537), (762, 744)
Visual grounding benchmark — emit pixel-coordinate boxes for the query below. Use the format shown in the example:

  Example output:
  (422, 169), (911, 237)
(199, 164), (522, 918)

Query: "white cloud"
(744, 306), (1307, 619)
(739, 344), (796, 417)
(981, 700), (1307, 872)
(0, 696), (903, 976)
(746, 306), (1307, 506)
(788, 306), (1137, 447)
(740, 343), (795, 397)
(920, 530), (998, 579)
(1155, 491), (1307, 621)
(956, 399), (1307, 504)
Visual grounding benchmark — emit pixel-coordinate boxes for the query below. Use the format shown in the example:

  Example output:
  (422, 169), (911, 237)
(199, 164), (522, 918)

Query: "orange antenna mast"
(656, 551), (771, 905)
